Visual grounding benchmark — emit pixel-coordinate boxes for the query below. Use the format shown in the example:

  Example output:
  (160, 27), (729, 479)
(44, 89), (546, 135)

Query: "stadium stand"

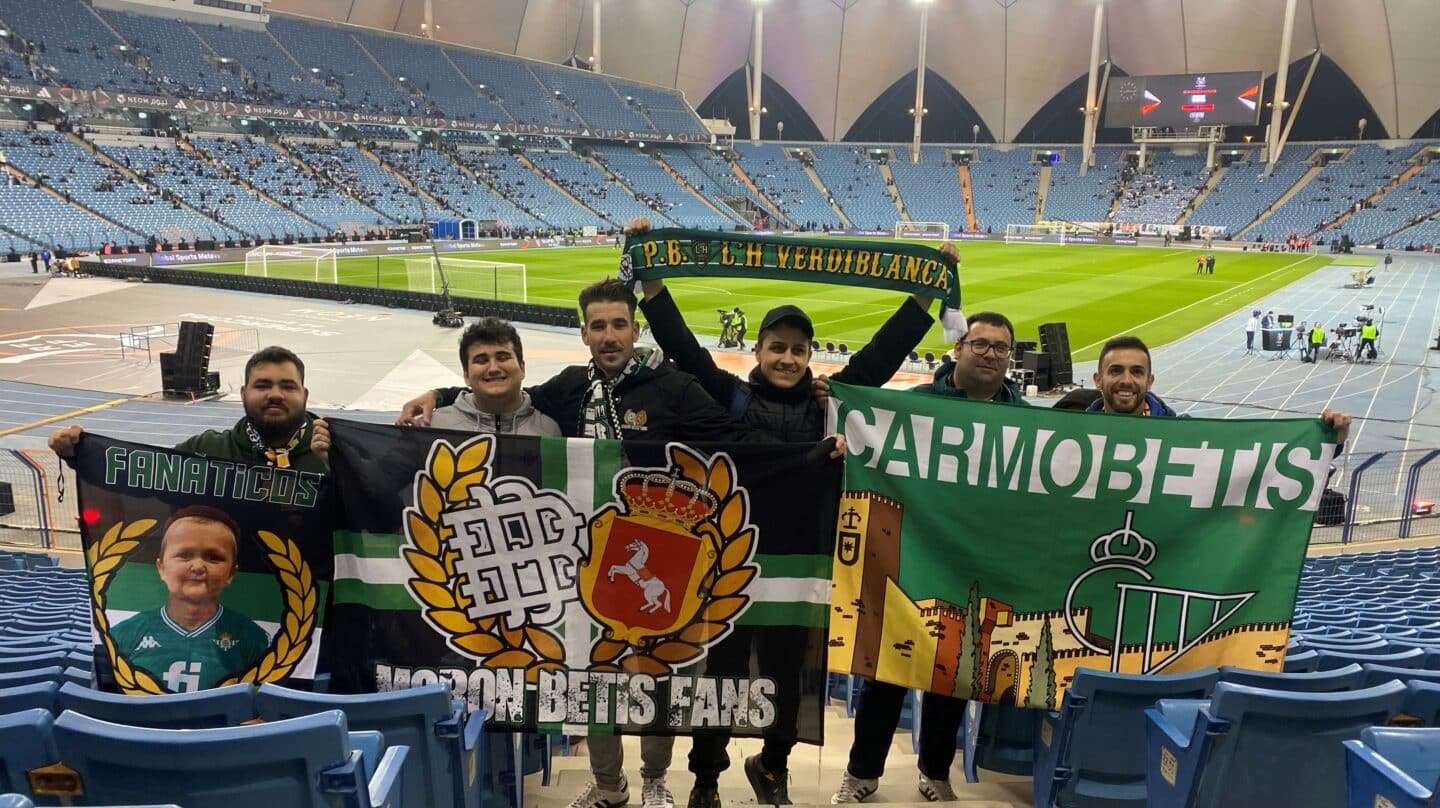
(185, 22), (346, 108)
(288, 141), (429, 223)
(0, 0), (154, 93)
(444, 48), (584, 130)
(530, 63), (652, 133)
(969, 147), (1041, 230)
(266, 17), (417, 115)
(1332, 162), (1439, 246)
(524, 148), (672, 227)
(1042, 146), (1126, 226)
(96, 10), (234, 99)
(479, 150), (600, 230)
(1389, 213), (1440, 250)
(101, 139), (324, 241)
(208, 137), (391, 233)
(348, 29), (491, 122)
(810, 144), (900, 231)
(607, 79), (708, 138)
(888, 146), (967, 231)
(1112, 151), (1209, 226)
(1188, 156), (1309, 239)
(592, 144), (735, 230)
(1, 131), (228, 247)
(1261, 145), (1409, 239)
(380, 146), (553, 230)
(734, 143), (842, 229)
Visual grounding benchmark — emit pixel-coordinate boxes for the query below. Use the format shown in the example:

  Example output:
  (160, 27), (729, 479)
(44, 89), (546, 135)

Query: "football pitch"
(197, 241), (1338, 361)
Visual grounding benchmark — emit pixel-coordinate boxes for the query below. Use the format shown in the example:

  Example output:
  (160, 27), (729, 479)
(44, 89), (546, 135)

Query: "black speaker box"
(195, 239), (216, 250)
(1039, 322), (1070, 355)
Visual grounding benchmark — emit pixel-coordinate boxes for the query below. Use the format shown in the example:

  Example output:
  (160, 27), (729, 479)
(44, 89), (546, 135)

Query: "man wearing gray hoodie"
(430, 317), (562, 436)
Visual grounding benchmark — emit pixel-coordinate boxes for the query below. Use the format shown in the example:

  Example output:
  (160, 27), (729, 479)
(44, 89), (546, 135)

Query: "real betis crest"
(402, 436), (760, 680)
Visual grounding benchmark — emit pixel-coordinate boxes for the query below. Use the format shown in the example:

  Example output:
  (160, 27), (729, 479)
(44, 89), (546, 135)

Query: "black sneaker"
(686, 785), (721, 808)
(745, 755), (792, 806)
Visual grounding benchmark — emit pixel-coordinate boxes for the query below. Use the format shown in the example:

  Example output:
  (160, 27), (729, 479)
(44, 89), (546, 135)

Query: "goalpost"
(404, 256), (528, 302)
(244, 245), (338, 283)
(894, 221), (950, 240)
(1004, 223), (1069, 244)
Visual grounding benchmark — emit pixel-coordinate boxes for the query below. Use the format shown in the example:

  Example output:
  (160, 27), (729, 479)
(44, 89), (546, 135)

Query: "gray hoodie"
(430, 390), (562, 436)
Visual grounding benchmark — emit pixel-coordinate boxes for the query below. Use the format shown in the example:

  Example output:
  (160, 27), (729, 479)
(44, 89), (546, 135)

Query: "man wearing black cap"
(636, 230), (941, 808)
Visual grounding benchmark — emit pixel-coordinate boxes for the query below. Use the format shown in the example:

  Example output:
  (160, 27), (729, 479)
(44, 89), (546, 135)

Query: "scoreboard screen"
(1104, 72), (1263, 129)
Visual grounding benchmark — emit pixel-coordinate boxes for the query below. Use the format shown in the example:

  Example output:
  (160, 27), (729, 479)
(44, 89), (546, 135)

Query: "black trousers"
(846, 679), (965, 780)
(688, 625), (811, 787)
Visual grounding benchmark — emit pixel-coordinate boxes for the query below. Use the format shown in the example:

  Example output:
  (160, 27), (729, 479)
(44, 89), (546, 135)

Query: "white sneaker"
(830, 771), (878, 804)
(641, 776), (674, 808)
(571, 777), (630, 808)
(917, 774), (957, 802)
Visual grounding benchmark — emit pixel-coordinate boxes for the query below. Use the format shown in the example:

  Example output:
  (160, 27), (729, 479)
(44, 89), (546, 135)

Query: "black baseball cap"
(759, 305), (814, 339)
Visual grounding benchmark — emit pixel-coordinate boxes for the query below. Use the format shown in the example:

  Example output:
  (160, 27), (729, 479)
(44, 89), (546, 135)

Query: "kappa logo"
(136, 635), (160, 651)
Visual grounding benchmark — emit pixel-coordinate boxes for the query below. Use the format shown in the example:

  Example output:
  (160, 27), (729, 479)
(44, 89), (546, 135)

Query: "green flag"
(826, 382), (1335, 709)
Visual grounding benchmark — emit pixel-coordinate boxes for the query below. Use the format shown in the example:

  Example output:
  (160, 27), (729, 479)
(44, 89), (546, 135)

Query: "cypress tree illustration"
(1026, 618), (1057, 710)
(952, 581), (982, 699)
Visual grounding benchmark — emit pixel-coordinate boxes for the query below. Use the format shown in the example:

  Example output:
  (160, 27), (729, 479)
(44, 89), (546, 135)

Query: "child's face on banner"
(156, 518), (239, 607)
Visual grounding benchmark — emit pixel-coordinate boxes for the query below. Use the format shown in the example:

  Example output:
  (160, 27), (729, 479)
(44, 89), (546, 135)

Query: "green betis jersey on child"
(110, 606), (270, 692)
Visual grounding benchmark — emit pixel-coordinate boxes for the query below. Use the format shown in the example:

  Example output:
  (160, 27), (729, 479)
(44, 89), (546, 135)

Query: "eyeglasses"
(961, 339), (1012, 358)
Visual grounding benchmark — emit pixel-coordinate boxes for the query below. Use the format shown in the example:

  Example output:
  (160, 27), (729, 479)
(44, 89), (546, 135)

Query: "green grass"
(196, 242), (1336, 361)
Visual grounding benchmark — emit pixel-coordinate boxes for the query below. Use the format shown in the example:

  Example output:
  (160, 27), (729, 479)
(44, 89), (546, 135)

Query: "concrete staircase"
(728, 161), (791, 228)
(1317, 162), (1427, 236)
(958, 164), (978, 232)
(800, 157), (851, 228)
(652, 152), (742, 225)
(179, 137), (326, 232)
(1034, 166), (1053, 223)
(514, 151), (611, 222)
(878, 160), (908, 222)
(523, 705), (1031, 808)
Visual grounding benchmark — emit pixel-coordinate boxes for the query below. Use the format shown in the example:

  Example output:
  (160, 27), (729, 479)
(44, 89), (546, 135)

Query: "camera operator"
(717, 308), (736, 348)
(1360, 319), (1379, 360)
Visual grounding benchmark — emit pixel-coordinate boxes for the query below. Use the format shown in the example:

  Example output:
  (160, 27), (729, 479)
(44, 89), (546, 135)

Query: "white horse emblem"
(607, 539), (671, 614)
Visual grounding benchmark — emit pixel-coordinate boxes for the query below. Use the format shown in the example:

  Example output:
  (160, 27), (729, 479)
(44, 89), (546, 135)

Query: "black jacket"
(435, 346), (772, 442)
(639, 288), (935, 441)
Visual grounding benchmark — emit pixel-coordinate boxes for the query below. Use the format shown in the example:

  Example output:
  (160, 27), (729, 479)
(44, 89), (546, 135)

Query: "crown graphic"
(1089, 511), (1157, 567)
(619, 469), (719, 530)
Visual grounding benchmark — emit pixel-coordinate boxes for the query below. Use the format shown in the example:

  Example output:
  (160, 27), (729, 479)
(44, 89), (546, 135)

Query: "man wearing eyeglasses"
(832, 311), (1026, 805)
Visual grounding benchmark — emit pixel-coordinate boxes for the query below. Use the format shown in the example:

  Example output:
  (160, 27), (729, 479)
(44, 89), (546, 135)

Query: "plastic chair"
(0, 653), (66, 675)
(0, 668), (64, 690)
(1217, 663), (1365, 692)
(0, 709), (55, 802)
(1316, 647), (1433, 671)
(1343, 726), (1440, 808)
(49, 708), (406, 808)
(1144, 680), (1407, 808)
(963, 702), (1038, 782)
(1361, 664), (1440, 689)
(1282, 650), (1320, 672)
(256, 681), (481, 808)
(1033, 667), (1219, 808)
(55, 682), (255, 729)
(1400, 680), (1440, 726)
(0, 683), (58, 716)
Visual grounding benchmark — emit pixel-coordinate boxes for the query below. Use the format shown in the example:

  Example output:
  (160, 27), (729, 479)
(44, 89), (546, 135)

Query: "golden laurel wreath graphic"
(88, 519), (318, 695)
(587, 445), (759, 677)
(404, 438), (570, 683)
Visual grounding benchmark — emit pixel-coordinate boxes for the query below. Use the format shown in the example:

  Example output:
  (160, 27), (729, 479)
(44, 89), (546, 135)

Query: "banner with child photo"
(72, 433), (334, 694)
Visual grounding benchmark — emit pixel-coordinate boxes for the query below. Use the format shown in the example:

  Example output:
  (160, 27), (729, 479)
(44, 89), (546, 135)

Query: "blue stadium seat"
(0, 683), (59, 716)
(1361, 664), (1440, 689)
(255, 681), (481, 808)
(49, 708), (406, 808)
(0, 668), (64, 690)
(0, 653), (67, 675)
(1033, 667), (1219, 808)
(54, 682), (255, 729)
(962, 703), (1038, 782)
(0, 794), (28, 808)
(0, 709), (56, 803)
(1316, 647), (1434, 671)
(1343, 727), (1440, 808)
(1144, 680), (1406, 808)
(1400, 680), (1440, 726)
(1217, 663), (1366, 692)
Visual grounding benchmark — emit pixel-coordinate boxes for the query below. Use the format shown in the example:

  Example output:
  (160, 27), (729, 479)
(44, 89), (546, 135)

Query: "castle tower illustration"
(829, 491), (904, 678)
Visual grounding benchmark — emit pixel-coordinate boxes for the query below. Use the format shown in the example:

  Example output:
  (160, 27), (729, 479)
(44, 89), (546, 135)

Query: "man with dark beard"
(49, 346), (329, 474)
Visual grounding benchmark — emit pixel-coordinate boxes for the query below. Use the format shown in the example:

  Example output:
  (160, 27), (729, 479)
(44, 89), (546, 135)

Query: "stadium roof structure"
(269, 0), (1440, 142)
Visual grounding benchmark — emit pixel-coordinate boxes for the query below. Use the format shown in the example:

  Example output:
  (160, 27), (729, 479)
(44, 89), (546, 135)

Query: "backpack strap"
(727, 384), (753, 420)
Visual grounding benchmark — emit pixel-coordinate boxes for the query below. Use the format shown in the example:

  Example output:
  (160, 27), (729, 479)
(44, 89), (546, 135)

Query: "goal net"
(894, 221), (950, 240)
(404, 256), (528, 302)
(244, 245), (338, 283)
(1004, 223), (1069, 244)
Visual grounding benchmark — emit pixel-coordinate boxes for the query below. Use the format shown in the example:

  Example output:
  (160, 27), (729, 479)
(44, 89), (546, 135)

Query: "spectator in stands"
(428, 318), (560, 436)
(108, 504), (269, 693)
(633, 217), (942, 808)
(833, 311), (1028, 806)
(50, 346), (329, 474)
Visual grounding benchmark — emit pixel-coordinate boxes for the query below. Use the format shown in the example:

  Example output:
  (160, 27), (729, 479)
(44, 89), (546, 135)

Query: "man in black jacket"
(637, 246), (941, 808)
